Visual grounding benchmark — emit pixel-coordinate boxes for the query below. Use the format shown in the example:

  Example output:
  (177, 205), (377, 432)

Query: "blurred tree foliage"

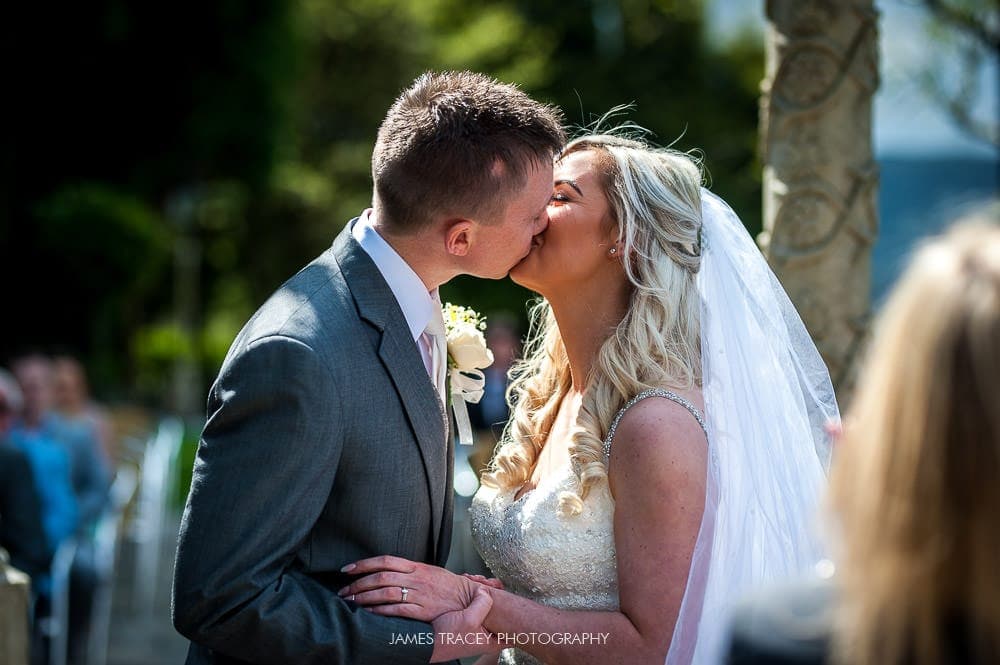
(3, 0), (298, 398)
(918, 0), (999, 147)
(2, 0), (762, 404)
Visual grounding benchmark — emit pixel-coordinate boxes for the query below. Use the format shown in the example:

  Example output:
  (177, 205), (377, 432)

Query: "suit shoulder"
(235, 250), (359, 349)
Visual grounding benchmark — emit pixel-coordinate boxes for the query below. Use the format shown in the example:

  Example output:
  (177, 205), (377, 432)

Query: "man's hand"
(339, 555), (478, 621)
(429, 586), (497, 662)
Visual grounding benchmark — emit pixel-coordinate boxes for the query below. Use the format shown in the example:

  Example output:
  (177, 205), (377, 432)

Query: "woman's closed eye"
(550, 179), (583, 205)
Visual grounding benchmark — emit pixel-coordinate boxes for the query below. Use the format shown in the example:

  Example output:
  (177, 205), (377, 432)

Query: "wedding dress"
(470, 389), (707, 665)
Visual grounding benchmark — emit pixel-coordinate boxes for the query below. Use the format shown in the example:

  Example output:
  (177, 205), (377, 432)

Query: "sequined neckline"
(603, 388), (707, 460)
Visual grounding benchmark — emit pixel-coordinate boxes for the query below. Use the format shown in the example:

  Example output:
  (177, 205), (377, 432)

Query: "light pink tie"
(425, 293), (447, 400)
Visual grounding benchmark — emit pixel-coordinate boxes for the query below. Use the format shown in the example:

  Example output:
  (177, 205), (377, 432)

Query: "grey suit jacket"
(172, 221), (456, 664)
(725, 578), (833, 665)
(726, 578), (987, 665)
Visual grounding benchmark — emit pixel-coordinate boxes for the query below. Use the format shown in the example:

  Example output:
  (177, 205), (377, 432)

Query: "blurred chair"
(87, 466), (138, 665)
(38, 538), (77, 665)
(130, 418), (184, 616)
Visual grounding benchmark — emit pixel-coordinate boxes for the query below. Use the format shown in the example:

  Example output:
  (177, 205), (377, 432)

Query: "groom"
(171, 71), (564, 664)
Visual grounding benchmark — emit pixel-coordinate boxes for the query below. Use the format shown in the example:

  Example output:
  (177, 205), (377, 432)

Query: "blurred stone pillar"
(759, 0), (880, 404)
(168, 189), (203, 419)
(0, 552), (30, 665)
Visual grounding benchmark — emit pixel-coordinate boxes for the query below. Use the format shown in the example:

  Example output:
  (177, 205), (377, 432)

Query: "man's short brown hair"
(372, 71), (565, 232)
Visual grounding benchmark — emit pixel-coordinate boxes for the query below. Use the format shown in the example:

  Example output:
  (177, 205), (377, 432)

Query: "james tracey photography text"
(390, 632), (612, 646)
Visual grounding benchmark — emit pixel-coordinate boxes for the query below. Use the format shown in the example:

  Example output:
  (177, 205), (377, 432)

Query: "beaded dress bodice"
(470, 466), (617, 665)
(469, 389), (706, 665)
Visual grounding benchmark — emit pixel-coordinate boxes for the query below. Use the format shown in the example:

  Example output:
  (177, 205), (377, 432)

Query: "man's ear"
(445, 219), (473, 256)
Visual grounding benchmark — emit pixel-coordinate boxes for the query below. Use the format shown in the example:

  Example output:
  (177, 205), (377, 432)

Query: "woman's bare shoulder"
(607, 391), (708, 496)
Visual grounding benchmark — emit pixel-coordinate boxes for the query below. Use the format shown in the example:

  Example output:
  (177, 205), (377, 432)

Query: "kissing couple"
(172, 70), (838, 665)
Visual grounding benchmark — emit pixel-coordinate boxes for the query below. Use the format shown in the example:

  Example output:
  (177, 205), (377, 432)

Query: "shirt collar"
(352, 209), (437, 342)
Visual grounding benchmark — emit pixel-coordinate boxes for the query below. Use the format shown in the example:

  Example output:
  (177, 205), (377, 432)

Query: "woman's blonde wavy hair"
(830, 217), (1000, 665)
(480, 133), (705, 516)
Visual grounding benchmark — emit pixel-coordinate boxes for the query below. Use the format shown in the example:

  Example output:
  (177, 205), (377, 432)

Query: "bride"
(339, 132), (839, 664)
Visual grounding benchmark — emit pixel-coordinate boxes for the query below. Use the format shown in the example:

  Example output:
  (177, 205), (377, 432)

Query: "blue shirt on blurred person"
(44, 412), (111, 532)
(9, 422), (79, 552)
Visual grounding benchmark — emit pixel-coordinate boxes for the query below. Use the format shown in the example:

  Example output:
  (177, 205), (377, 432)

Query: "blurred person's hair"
(830, 216), (1000, 665)
(11, 353), (54, 387)
(372, 70), (565, 233)
(0, 368), (24, 414)
(11, 352), (53, 373)
(10, 353), (55, 416)
(52, 355), (91, 407)
(483, 132), (704, 517)
(484, 312), (521, 345)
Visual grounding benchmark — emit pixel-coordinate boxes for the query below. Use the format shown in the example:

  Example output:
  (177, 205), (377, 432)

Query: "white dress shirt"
(352, 210), (442, 387)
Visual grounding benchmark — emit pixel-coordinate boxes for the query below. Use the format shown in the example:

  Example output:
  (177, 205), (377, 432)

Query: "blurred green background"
(1, 0), (765, 407)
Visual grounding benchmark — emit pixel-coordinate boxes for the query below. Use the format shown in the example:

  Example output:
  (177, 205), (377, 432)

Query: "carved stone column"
(0, 553), (30, 665)
(760, 0), (880, 404)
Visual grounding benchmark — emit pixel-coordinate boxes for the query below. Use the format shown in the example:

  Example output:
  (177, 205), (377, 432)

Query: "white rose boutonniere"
(444, 304), (494, 371)
(442, 303), (494, 445)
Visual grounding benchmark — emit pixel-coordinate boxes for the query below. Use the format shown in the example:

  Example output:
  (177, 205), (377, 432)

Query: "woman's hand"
(338, 555), (481, 622)
(462, 573), (505, 590)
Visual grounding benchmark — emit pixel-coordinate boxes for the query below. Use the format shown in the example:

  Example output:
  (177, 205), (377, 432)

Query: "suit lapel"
(332, 221), (449, 562)
(436, 424), (455, 567)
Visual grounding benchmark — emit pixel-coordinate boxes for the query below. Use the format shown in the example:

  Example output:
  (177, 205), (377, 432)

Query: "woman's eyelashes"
(549, 191), (571, 204)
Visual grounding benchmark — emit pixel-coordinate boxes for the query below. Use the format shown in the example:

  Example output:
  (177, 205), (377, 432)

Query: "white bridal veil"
(666, 190), (840, 664)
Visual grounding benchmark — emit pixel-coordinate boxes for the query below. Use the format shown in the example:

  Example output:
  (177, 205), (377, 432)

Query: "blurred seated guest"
(6, 362), (78, 665)
(11, 354), (105, 665)
(726, 218), (1000, 665)
(13, 354), (109, 535)
(0, 369), (52, 585)
(468, 314), (520, 435)
(52, 355), (114, 467)
(6, 358), (78, 559)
